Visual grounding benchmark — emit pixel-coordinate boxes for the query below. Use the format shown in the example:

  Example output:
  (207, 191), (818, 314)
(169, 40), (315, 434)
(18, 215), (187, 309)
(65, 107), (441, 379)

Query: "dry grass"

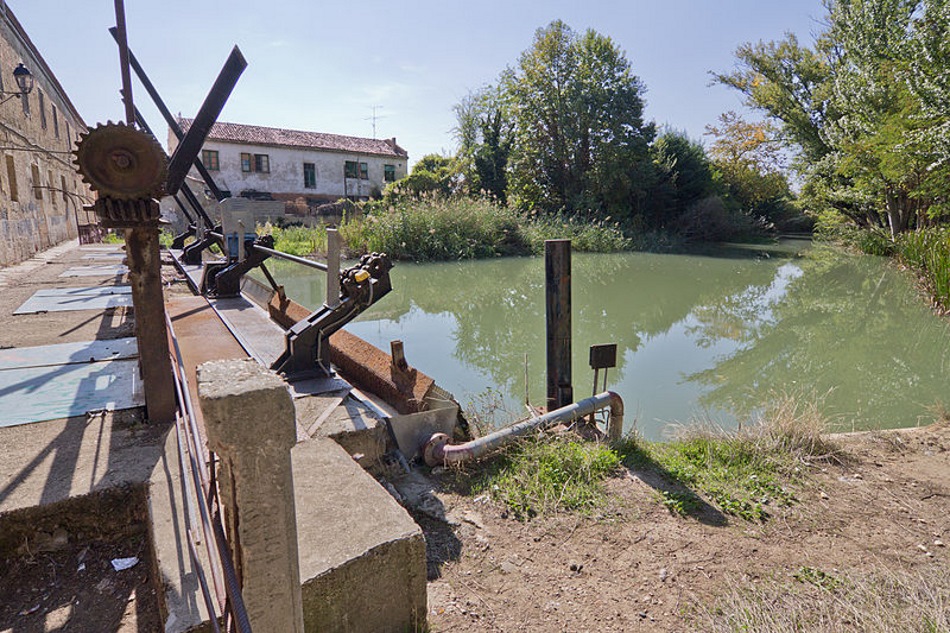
(699, 565), (950, 632)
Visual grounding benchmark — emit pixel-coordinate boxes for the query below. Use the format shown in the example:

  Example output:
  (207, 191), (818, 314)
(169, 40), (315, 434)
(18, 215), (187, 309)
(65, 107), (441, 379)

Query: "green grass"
(337, 195), (631, 261)
(467, 435), (622, 520)
(896, 227), (950, 310)
(258, 222), (328, 257)
(619, 395), (838, 522)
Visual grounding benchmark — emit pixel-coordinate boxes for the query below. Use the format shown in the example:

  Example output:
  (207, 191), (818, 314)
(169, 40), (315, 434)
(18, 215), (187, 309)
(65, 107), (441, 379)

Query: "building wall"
(0, 6), (91, 267)
(168, 136), (408, 204)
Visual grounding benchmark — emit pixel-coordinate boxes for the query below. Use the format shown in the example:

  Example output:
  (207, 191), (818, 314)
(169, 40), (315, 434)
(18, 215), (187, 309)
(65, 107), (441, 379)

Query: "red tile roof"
(177, 118), (408, 159)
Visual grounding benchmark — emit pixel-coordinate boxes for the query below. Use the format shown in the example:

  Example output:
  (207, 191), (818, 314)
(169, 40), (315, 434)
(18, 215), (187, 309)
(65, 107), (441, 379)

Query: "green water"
(259, 240), (950, 440)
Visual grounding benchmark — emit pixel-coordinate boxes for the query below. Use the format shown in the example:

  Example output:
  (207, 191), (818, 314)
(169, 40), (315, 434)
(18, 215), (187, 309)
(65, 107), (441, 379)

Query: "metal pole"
(545, 239), (572, 410)
(326, 228), (341, 308)
(113, 0), (135, 125)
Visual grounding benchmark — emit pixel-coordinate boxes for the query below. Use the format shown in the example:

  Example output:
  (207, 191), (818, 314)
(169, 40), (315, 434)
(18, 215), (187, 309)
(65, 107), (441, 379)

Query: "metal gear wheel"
(74, 122), (168, 199)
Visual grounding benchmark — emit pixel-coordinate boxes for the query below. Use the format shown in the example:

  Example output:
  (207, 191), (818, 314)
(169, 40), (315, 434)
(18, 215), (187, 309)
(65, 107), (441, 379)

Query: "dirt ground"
(417, 422), (950, 632)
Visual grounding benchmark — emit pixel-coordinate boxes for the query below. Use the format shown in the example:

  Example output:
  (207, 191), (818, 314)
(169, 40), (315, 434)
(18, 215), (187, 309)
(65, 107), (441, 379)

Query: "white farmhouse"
(169, 118), (408, 211)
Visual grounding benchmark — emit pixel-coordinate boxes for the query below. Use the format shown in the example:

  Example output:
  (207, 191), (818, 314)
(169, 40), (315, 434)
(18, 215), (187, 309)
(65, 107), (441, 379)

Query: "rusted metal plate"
(166, 296), (249, 431)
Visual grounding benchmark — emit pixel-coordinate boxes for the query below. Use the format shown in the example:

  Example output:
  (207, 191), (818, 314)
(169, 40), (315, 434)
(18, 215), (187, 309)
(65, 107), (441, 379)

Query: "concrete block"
(147, 426), (214, 633)
(293, 438), (427, 633)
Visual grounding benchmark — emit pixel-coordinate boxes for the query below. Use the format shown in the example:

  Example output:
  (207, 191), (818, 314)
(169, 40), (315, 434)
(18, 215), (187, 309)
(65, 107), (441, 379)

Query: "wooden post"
(125, 225), (175, 423)
(545, 239), (573, 410)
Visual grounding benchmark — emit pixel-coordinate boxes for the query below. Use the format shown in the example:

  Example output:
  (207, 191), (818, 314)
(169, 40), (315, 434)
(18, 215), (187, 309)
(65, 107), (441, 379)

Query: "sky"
(7, 1), (827, 166)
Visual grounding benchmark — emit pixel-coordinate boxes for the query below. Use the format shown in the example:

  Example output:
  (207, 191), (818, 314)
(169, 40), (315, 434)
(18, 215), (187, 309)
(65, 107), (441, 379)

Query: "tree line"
(388, 20), (806, 243)
(715, 0), (950, 236)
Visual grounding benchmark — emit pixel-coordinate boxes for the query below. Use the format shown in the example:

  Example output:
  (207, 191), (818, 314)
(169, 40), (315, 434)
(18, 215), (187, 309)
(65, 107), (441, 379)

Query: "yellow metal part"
(354, 270), (371, 283)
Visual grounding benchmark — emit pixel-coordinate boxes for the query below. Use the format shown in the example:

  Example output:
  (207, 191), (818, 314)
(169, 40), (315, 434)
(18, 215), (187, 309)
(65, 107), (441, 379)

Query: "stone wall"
(0, 6), (92, 267)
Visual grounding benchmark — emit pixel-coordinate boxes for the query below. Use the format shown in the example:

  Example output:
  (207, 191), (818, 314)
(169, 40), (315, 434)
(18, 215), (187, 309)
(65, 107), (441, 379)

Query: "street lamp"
(1, 63), (34, 104)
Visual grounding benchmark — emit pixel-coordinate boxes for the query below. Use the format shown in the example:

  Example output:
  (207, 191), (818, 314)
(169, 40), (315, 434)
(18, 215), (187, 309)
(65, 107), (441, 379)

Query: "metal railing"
(166, 312), (252, 633)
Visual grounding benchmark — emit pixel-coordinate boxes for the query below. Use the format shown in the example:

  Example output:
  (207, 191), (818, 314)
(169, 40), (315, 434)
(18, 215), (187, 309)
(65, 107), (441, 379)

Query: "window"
(52, 105), (59, 138)
(6, 156), (17, 201)
(61, 175), (67, 201)
(201, 149), (219, 171)
(303, 162), (316, 189)
(49, 170), (56, 208)
(345, 160), (368, 180)
(31, 164), (42, 200)
(384, 164), (396, 182)
(39, 91), (46, 130)
(21, 91), (29, 116)
(66, 121), (70, 147)
(241, 152), (269, 173)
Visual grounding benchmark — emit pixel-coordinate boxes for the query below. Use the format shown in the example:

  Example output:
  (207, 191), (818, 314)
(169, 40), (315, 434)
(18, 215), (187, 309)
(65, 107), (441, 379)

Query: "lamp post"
(1, 63), (34, 104)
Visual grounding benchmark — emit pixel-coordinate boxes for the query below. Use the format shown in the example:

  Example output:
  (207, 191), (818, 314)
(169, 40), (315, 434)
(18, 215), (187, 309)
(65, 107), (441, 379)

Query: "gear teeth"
(74, 121), (168, 199)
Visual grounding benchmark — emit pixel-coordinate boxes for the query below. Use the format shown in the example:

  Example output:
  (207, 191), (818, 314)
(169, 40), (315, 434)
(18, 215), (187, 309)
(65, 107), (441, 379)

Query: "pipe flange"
(423, 432), (451, 467)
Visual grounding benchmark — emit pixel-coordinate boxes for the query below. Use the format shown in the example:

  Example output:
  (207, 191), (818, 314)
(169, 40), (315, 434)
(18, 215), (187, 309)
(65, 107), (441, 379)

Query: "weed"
(700, 566), (950, 632)
(658, 490), (702, 516)
(896, 227), (950, 311)
(471, 435), (622, 520)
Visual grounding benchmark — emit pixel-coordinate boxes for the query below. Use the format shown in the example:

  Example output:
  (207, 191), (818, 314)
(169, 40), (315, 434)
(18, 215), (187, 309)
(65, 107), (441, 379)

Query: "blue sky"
(9, 1), (826, 165)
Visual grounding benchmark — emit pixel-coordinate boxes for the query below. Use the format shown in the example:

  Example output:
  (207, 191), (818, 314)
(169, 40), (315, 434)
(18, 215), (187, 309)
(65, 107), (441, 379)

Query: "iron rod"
(112, 0), (135, 125)
(112, 28), (226, 201)
(251, 243), (329, 272)
(167, 46), (247, 196)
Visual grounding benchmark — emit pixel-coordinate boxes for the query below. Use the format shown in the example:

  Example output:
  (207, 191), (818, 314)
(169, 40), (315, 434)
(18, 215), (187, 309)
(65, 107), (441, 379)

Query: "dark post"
(545, 239), (572, 410)
(126, 223), (176, 423)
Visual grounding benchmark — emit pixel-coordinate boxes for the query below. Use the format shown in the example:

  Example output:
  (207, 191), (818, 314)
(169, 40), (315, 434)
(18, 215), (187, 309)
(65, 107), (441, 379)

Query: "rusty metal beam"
(111, 28), (228, 202)
(166, 47), (247, 196)
(545, 239), (573, 410)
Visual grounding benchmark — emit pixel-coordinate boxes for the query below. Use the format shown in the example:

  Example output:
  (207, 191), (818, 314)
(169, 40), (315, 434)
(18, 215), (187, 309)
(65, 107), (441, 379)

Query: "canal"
(259, 240), (950, 440)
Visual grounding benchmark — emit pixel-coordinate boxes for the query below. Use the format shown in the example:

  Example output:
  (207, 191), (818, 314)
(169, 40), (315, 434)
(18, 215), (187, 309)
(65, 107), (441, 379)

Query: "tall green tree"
(454, 87), (513, 203)
(501, 21), (655, 215)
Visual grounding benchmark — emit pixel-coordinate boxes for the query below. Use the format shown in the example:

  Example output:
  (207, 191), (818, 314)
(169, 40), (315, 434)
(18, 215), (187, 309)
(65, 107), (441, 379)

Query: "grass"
(458, 392), (837, 523)
(465, 434), (622, 520)
(258, 222), (328, 257)
(620, 394), (839, 522)
(337, 195), (631, 261)
(699, 566), (950, 632)
(896, 227), (950, 311)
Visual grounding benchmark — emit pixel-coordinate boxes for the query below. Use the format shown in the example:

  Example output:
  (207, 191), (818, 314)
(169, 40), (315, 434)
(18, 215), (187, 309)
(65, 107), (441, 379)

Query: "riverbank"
(418, 420), (950, 632)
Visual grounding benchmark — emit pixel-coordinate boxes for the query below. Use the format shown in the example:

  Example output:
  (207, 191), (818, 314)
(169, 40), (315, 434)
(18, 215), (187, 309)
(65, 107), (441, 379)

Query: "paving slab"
(0, 358), (144, 427)
(59, 264), (129, 277)
(15, 287), (135, 314)
(0, 337), (137, 370)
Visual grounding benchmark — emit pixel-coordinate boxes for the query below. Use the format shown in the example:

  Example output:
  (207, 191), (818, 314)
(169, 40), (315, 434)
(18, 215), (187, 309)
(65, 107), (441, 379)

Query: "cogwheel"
(74, 121), (168, 199)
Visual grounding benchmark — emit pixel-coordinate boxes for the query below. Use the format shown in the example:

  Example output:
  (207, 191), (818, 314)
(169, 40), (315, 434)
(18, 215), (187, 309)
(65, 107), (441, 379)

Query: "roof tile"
(177, 117), (408, 158)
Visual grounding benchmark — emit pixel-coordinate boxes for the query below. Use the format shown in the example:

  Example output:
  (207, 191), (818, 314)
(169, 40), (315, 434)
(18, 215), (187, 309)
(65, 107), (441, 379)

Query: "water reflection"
(259, 240), (950, 440)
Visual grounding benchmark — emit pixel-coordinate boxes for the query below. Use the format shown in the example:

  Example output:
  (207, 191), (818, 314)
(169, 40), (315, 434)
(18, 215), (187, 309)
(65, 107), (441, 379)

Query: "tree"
(502, 21), (655, 215)
(645, 129), (716, 228)
(714, 0), (950, 235)
(454, 87), (513, 203)
(386, 154), (460, 199)
(704, 112), (798, 228)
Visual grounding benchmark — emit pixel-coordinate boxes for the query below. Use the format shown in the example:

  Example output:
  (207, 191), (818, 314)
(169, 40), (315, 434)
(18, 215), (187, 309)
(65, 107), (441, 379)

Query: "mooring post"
(545, 239), (573, 410)
(198, 359), (305, 633)
(124, 225), (175, 423)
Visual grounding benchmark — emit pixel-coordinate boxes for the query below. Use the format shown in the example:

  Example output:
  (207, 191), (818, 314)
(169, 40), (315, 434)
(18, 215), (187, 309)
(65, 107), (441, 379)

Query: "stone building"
(0, 4), (91, 266)
(170, 118), (408, 216)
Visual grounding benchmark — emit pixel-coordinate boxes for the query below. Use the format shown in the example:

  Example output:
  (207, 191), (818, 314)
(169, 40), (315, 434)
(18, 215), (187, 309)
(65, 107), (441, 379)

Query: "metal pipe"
(423, 391), (624, 466)
(251, 243), (329, 272)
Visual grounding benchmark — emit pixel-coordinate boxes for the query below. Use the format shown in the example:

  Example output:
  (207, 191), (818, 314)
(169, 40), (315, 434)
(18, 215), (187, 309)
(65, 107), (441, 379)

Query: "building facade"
(170, 118), (408, 215)
(0, 4), (91, 266)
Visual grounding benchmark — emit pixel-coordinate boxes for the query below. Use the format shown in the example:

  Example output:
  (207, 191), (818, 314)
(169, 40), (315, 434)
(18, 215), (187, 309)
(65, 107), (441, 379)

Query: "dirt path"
(420, 423), (950, 631)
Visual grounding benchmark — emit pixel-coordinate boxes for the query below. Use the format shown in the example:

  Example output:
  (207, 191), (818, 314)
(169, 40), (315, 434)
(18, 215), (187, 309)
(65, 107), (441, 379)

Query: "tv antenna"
(365, 105), (386, 139)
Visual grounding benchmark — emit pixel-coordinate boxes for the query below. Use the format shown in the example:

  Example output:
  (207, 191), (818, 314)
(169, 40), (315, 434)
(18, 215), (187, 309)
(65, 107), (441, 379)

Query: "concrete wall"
(0, 6), (92, 267)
